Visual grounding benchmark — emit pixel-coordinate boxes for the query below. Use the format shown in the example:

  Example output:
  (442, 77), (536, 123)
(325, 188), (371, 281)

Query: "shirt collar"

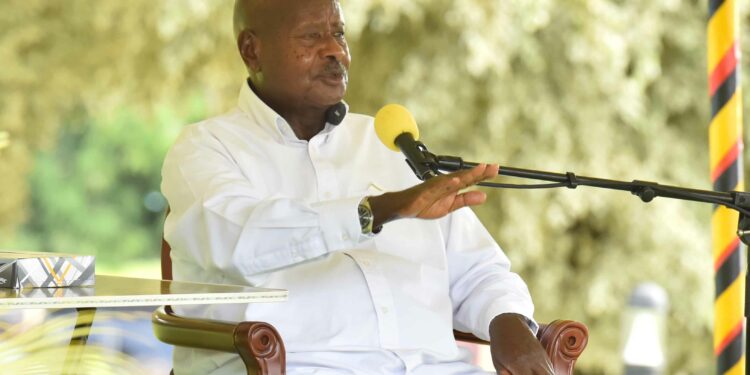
(237, 80), (349, 144)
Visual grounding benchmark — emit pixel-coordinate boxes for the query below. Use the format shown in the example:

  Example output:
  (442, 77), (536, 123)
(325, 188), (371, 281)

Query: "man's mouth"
(320, 63), (348, 85)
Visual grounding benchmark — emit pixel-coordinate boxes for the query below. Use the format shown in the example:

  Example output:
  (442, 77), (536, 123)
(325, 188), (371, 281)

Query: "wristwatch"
(358, 196), (380, 236)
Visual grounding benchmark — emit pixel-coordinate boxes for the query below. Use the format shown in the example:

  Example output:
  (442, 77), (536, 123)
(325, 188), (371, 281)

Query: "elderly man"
(161, 0), (553, 374)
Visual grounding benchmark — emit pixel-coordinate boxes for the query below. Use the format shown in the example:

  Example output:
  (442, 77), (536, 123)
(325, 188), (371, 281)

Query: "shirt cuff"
(311, 196), (364, 252)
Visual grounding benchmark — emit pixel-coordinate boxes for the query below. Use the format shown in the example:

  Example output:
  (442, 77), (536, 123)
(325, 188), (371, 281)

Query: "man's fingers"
(463, 190), (488, 206)
(485, 163), (499, 179)
(449, 191), (487, 212)
(405, 164), (497, 218)
(401, 176), (459, 217)
(454, 163), (498, 188)
(425, 164), (497, 194)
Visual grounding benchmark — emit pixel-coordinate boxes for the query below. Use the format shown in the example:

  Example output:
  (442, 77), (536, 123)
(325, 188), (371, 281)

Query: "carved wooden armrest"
(453, 320), (588, 375)
(536, 320), (588, 375)
(152, 306), (286, 375)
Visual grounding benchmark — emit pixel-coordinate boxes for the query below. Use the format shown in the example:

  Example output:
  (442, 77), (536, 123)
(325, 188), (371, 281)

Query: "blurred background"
(1, 0), (749, 373)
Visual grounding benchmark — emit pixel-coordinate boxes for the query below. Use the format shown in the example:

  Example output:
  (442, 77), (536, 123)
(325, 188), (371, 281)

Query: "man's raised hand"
(369, 163), (498, 228)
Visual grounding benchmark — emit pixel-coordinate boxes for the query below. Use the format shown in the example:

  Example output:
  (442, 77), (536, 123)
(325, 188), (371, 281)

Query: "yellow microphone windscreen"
(374, 104), (420, 152)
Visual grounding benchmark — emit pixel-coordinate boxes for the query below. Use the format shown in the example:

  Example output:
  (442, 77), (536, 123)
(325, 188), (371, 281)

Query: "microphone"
(374, 104), (437, 180)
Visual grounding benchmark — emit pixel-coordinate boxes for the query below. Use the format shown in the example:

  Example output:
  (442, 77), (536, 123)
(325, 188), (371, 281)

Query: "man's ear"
(237, 30), (261, 72)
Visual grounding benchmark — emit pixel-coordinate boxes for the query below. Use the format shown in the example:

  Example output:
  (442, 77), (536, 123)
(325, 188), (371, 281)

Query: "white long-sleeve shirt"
(161, 82), (536, 374)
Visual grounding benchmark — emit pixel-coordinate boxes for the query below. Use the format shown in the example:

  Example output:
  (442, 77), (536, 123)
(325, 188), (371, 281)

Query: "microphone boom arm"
(434, 154), (748, 211)
(425, 148), (750, 370)
(407, 146), (750, 239)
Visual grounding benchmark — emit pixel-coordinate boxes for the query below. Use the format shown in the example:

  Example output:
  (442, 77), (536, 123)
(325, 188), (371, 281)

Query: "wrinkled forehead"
(275, 0), (345, 32)
(235, 0), (345, 40)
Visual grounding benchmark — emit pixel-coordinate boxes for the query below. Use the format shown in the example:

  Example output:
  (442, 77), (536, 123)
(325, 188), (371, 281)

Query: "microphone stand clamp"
(404, 141), (440, 181)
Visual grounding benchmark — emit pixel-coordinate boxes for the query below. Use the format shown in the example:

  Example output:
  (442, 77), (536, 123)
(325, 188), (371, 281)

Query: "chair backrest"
(161, 237), (173, 281)
(161, 208), (173, 281)
(157, 207), (287, 375)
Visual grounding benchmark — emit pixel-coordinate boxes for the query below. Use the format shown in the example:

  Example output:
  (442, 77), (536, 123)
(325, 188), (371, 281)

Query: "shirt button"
(341, 234), (350, 241)
(381, 306), (389, 314)
(361, 259), (372, 267)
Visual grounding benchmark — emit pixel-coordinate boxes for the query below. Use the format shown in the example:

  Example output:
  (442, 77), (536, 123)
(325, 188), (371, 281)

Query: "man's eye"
(306, 32), (322, 39)
(334, 31), (345, 38)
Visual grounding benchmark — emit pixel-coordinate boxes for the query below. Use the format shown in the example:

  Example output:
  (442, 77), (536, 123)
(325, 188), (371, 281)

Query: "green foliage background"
(1, 0), (748, 373)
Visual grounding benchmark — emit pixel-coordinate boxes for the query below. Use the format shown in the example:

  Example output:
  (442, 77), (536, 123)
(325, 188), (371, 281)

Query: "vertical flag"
(708, 0), (745, 374)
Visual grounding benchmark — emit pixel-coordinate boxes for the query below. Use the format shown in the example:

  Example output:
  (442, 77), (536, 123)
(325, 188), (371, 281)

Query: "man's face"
(257, 0), (350, 109)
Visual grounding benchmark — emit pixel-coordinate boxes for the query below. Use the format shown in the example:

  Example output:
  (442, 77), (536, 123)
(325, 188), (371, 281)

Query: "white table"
(0, 275), (287, 372)
(0, 274), (287, 308)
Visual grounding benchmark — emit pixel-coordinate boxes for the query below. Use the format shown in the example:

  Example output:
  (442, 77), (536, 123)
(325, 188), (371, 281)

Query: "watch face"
(359, 203), (373, 230)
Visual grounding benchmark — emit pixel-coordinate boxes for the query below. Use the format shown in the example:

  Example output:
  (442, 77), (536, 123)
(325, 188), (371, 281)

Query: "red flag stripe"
(715, 320), (744, 355)
(711, 141), (740, 182)
(709, 42), (738, 96)
(714, 236), (741, 272)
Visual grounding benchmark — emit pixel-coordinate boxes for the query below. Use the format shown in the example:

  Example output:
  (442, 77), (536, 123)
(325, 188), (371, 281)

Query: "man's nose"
(320, 34), (348, 61)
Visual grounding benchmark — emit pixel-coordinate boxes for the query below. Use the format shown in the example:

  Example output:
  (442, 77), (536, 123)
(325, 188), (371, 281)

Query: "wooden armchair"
(153, 237), (588, 375)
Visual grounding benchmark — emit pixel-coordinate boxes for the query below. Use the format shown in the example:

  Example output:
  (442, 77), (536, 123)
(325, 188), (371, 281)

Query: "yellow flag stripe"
(714, 276), (745, 350)
(726, 356), (746, 375)
(712, 206), (741, 259)
(707, 0), (736, 73)
(724, 355), (745, 375)
(709, 90), (742, 171)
